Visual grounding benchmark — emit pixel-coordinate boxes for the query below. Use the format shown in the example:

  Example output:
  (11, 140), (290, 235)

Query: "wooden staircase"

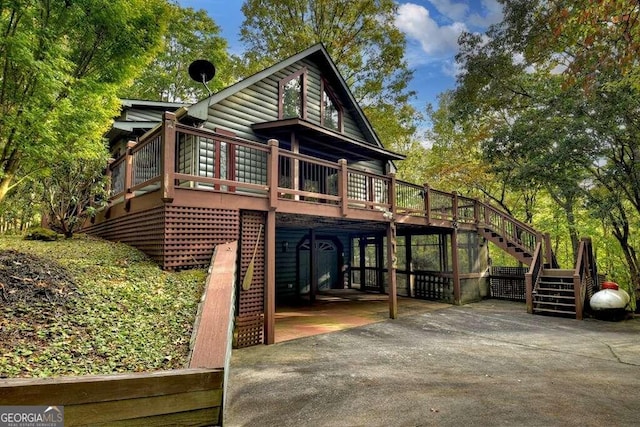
(532, 269), (577, 318)
(478, 227), (534, 265)
(475, 205), (598, 320)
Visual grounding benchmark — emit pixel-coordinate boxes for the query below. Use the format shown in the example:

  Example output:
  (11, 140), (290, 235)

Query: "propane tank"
(590, 281), (630, 320)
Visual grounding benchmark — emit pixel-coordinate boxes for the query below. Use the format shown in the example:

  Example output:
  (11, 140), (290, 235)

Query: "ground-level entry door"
(298, 237), (342, 295)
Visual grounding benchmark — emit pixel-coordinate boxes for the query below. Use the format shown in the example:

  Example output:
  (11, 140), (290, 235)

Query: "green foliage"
(0, 0), (169, 203)
(24, 227), (59, 242)
(529, 0), (640, 92)
(444, 0), (640, 293)
(0, 179), (41, 233)
(0, 235), (206, 377)
(122, 4), (233, 102)
(42, 150), (109, 238)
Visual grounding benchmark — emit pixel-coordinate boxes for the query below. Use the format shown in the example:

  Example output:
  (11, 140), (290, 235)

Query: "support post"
(424, 183), (431, 224)
(389, 173), (397, 216)
(268, 139), (279, 210)
(264, 210), (276, 344)
(310, 229), (317, 303)
(161, 112), (176, 202)
(525, 272), (533, 314)
(124, 141), (136, 201)
(105, 158), (115, 200)
(339, 159), (348, 216)
(452, 191), (458, 225)
(544, 232), (553, 267)
(387, 222), (398, 319)
(451, 228), (461, 305)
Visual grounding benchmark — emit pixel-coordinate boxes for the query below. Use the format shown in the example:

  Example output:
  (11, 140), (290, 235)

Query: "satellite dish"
(188, 59), (216, 96)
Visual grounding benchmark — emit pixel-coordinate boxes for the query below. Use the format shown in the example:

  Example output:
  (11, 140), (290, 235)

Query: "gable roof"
(186, 43), (403, 160)
(106, 99), (188, 143)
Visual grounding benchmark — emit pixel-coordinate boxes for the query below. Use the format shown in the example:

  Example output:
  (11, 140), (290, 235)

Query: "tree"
(528, 0), (640, 91)
(0, 0), (169, 203)
(43, 151), (108, 238)
(451, 0), (640, 288)
(237, 0), (420, 148)
(122, 4), (233, 103)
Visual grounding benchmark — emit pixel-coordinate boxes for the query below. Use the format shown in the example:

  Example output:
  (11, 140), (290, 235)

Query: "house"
(85, 44), (597, 347)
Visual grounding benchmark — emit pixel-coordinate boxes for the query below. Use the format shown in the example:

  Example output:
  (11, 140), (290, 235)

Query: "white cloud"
(395, 3), (467, 57)
(428, 0), (469, 21)
(441, 59), (464, 78)
(467, 0), (503, 28)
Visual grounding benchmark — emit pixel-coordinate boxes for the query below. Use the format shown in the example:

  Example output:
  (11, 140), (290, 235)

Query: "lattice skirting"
(85, 205), (240, 271)
(235, 211), (266, 347)
(489, 266), (527, 301)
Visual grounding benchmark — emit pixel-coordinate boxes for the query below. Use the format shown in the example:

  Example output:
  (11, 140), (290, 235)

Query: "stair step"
(534, 301), (576, 308)
(538, 283), (573, 290)
(534, 294), (575, 301)
(534, 307), (576, 316)
(536, 286), (574, 292)
(540, 277), (574, 283)
(542, 269), (574, 278)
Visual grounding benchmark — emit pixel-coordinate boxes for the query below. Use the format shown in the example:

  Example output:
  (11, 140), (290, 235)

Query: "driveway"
(225, 299), (640, 426)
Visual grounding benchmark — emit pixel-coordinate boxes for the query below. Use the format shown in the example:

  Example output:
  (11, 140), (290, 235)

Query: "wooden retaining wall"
(0, 242), (240, 426)
(0, 368), (224, 426)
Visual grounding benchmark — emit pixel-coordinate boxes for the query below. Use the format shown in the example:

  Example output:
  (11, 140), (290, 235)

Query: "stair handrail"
(525, 242), (543, 314)
(573, 237), (597, 320)
(476, 200), (540, 256)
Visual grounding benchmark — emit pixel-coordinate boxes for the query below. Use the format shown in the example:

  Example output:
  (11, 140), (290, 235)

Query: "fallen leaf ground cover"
(0, 234), (206, 378)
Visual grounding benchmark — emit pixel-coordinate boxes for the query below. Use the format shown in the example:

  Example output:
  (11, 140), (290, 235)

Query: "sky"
(176, 0), (504, 117)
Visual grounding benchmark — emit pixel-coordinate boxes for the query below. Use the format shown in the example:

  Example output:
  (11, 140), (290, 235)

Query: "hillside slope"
(0, 234), (206, 378)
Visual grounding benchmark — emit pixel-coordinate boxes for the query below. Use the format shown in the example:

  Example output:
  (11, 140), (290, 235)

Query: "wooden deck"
(84, 112), (559, 346)
(93, 112), (543, 257)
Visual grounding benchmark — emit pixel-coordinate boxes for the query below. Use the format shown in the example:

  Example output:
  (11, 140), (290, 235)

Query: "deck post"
(544, 232), (552, 266)
(310, 229), (317, 303)
(386, 221), (398, 319)
(451, 227), (461, 305)
(268, 139), (279, 210)
(424, 183), (431, 224)
(161, 112), (176, 202)
(265, 210), (276, 344)
(452, 191), (458, 225)
(388, 173), (397, 216)
(525, 272), (533, 313)
(338, 159), (348, 216)
(105, 158), (115, 201)
(124, 141), (136, 202)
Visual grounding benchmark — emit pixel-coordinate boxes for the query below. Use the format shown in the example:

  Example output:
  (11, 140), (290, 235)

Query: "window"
(322, 89), (341, 131)
(283, 77), (301, 118)
(320, 78), (343, 132)
(279, 69), (306, 120)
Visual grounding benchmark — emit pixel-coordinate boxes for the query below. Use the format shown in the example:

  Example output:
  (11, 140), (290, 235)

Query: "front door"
(298, 238), (341, 295)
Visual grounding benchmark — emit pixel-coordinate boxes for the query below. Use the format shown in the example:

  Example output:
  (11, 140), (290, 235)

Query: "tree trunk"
(0, 175), (12, 203)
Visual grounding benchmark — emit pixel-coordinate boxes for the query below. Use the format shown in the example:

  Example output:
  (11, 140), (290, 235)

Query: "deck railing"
(105, 112), (541, 251)
(476, 202), (540, 255)
(573, 237), (598, 320)
(395, 181), (427, 218)
(525, 242), (543, 314)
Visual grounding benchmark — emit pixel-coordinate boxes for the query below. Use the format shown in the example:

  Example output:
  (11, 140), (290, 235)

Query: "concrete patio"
(226, 299), (640, 426)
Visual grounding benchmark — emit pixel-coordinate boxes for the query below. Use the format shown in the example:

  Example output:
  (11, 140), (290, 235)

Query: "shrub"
(24, 227), (59, 241)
